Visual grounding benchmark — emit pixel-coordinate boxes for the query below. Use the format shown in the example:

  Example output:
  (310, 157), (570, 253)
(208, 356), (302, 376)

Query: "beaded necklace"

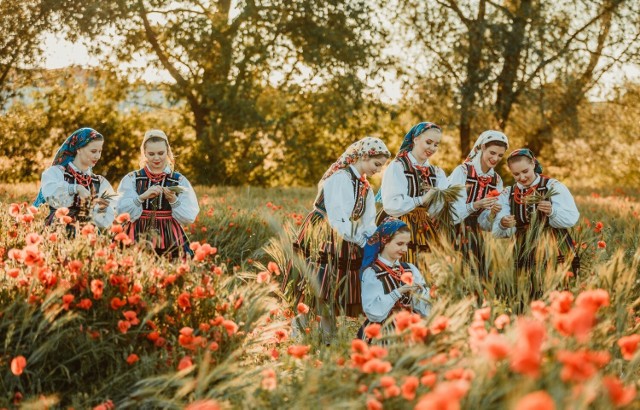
(375, 259), (406, 282)
(68, 167), (92, 187)
(513, 185), (538, 205)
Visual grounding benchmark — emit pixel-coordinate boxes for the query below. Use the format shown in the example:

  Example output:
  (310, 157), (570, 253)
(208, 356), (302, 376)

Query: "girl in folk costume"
(449, 130), (508, 276)
(116, 130), (199, 258)
(492, 149), (580, 274)
(34, 128), (115, 229)
(282, 137), (390, 338)
(379, 122), (450, 265)
(358, 218), (431, 340)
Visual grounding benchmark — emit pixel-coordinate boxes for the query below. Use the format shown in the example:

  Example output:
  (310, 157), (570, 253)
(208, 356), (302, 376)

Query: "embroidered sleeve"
(41, 166), (75, 208)
(361, 268), (401, 323)
(381, 161), (419, 216)
(547, 180), (580, 229)
(324, 171), (363, 244)
(115, 173), (144, 222)
(168, 175), (199, 225)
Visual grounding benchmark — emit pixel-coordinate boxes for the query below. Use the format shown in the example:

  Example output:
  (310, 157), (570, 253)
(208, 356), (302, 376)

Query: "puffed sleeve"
(115, 172), (143, 222)
(407, 263), (431, 317)
(381, 161), (422, 217)
(361, 268), (402, 323)
(41, 166), (76, 208)
(449, 164), (470, 225)
(91, 176), (116, 228)
(547, 179), (579, 229)
(492, 186), (516, 238)
(477, 173), (504, 231)
(169, 175), (199, 225)
(323, 171), (367, 246)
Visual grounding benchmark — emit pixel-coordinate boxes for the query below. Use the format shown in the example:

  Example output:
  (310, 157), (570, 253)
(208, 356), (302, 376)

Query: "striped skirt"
(284, 210), (363, 317)
(125, 210), (192, 257)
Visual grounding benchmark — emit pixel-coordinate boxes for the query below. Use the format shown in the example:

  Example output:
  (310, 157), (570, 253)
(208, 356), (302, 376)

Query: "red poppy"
(515, 391), (556, 410)
(487, 189), (501, 198)
(365, 323), (382, 339)
(617, 334), (640, 360)
(10, 355), (26, 376)
(603, 376), (636, 407)
(297, 302), (310, 314)
(126, 353), (139, 365)
(287, 345), (311, 359)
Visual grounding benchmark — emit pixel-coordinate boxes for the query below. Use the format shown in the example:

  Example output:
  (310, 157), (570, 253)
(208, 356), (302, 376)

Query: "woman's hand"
(397, 285), (415, 295)
(139, 185), (163, 201)
(420, 189), (435, 206)
(490, 202), (502, 216)
(537, 200), (553, 215)
(163, 187), (178, 204)
(94, 198), (110, 211)
(76, 185), (91, 200)
(500, 215), (516, 228)
(474, 196), (498, 210)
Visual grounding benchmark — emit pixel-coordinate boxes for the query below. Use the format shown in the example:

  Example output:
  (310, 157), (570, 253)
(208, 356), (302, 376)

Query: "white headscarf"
(465, 130), (509, 163)
(320, 137), (390, 186)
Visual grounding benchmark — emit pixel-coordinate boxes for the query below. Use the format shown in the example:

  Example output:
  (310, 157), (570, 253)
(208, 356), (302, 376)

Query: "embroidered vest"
(134, 169), (182, 211)
(313, 168), (369, 221)
(509, 176), (551, 229)
(372, 261), (413, 308)
(397, 155), (437, 197)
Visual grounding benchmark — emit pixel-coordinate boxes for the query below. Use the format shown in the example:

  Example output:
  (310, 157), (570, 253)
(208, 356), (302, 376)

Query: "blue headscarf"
(507, 148), (543, 175)
(360, 217), (408, 278)
(33, 128), (104, 207)
(398, 122), (442, 154)
(375, 122), (442, 203)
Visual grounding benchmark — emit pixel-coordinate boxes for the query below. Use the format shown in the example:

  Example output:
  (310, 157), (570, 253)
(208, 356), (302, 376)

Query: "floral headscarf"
(319, 137), (390, 185)
(360, 217), (408, 278)
(33, 128), (103, 207)
(465, 130), (509, 163)
(507, 148), (543, 174)
(398, 122), (442, 154)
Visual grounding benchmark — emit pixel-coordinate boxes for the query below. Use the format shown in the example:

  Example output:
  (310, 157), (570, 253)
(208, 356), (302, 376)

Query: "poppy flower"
(365, 323), (382, 339)
(597, 241), (606, 249)
(267, 261), (281, 275)
(603, 376), (637, 407)
(126, 353), (139, 365)
(297, 302), (310, 314)
(617, 334), (640, 360)
(115, 213), (131, 224)
(515, 391), (556, 410)
(400, 272), (414, 285)
(257, 271), (271, 284)
(287, 344), (310, 359)
(487, 189), (501, 198)
(430, 316), (449, 334)
(185, 400), (221, 410)
(222, 319), (239, 336)
(178, 356), (193, 370)
(494, 314), (511, 330)
(10, 355), (26, 376)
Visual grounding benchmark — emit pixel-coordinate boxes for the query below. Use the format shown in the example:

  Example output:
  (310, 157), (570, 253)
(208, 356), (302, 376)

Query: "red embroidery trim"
(144, 166), (167, 184)
(375, 260), (406, 282)
(514, 185), (538, 205)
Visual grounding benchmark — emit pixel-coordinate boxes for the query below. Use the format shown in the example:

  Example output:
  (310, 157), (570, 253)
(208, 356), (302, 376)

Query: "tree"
(0, 0), (59, 106)
(58, 0), (388, 185)
(395, 0), (640, 157)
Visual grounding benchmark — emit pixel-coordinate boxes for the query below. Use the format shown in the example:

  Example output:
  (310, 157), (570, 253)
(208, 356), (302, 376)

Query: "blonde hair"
(140, 129), (175, 170)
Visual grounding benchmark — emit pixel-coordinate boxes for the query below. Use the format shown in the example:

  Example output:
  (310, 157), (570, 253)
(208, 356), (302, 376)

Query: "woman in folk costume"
(379, 122), (450, 265)
(449, 130), (508, 277)
(492, 149), (580, 276)
(116, 130), (199, 258)
(358, 217), (431, 340)
(34, 128), (115, 230)
(282, 137), (391, 339)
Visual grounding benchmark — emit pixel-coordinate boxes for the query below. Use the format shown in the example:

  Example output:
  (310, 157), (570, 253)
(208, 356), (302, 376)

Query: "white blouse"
(361, 256), (431, 323)
(449, 156), (503, 229)
(321, 166), (376, 247)
(381, 153), (449, 217)
(492, 175), (580, 238)
(116, 167), (200, 225)
(40, 163), (116, 228)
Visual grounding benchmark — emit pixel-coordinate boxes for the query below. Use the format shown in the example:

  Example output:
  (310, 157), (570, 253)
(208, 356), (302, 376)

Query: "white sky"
(41, 31), (638, 104)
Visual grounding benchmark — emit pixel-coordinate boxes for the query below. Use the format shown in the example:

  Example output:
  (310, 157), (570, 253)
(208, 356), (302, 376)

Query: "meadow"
(1, 183), (639, 409)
